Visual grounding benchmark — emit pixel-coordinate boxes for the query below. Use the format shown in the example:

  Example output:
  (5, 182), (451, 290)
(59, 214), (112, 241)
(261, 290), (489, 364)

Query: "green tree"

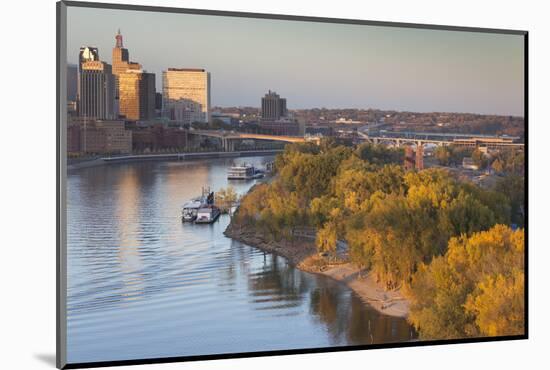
(490, 149), (524, 175)
(434, 146), (451, 166)
(316, 221), (338, 256)
(471, 149), (488, 169)
(494, 174), (525, 226)
(449, 146), (473, 165)
(355, 142), (403, 165)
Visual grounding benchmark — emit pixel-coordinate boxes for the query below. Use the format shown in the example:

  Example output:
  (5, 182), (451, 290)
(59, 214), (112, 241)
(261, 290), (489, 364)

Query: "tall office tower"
(162, 68), (211, 124)
(79, 60), (116, 120)
(118, 70), (156, 121)
(112, 29), (141, 76)
(77, 47), (100, 109)
(111, 29), (142, 108)
(261, 90), (287, 120)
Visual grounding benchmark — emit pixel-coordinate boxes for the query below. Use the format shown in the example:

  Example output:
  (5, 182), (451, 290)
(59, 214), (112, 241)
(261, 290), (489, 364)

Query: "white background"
(0, 0), (546, 369)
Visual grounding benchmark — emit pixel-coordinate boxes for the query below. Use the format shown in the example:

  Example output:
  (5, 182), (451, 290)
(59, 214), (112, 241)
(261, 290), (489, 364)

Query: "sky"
(67, 6), (525, 116)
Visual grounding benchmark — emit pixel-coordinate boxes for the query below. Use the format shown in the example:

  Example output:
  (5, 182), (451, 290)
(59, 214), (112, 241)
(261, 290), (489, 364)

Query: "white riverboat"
(227, 164), (264, 180)
(181, 198), (203, 222)
(181, 187), (215, 222)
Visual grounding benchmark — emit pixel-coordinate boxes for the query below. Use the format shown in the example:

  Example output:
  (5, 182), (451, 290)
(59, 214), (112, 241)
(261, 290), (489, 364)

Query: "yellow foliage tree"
(316, 221), (337, 256)
(464, 270), (524, 337)
(406, 225), (524, 339)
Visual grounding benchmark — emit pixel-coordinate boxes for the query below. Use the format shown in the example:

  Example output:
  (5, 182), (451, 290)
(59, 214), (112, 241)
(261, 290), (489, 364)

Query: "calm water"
(67, 157), (415, 364)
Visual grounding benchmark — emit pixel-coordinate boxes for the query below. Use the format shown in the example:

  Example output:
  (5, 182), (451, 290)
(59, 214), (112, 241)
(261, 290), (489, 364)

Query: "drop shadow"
(34, 353), (56, 367)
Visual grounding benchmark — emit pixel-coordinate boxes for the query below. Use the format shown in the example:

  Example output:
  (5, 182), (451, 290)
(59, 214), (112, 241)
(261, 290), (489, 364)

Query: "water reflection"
(67, 157), (415, 364)
(247, 253), (309, 312)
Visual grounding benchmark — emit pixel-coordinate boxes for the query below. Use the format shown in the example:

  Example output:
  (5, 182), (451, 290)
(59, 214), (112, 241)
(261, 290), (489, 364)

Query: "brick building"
(67, 120), (132, 154)
(258, 120), (300, 136)
(131, 124), (188, 152)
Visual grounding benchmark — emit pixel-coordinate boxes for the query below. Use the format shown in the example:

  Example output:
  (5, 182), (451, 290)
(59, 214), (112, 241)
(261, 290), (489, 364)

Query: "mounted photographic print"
(56, 1), (527, 368)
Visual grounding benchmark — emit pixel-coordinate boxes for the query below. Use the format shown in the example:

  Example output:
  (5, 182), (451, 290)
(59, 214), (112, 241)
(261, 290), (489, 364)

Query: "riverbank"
(67, 149), (283, 170)
(224, 224), (410, 318)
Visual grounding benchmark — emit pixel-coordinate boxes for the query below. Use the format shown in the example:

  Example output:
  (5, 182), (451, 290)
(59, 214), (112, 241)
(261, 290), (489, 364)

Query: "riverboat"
(227, 164), (264, 180)
(194, 205), (221, 224)
(181, 198), (203, 222)
(182, 187), (215, 222)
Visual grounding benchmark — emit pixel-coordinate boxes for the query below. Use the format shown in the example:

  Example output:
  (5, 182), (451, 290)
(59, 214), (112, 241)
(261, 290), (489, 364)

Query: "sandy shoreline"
(224, 225), (409, 318)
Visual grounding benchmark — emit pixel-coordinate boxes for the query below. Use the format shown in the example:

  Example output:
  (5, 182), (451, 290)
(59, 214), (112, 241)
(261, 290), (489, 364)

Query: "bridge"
(187, 129), (523, 152)
(358, 132), (524, 150)
(370, 130), (521, 141)
(189, 130), (319, 151)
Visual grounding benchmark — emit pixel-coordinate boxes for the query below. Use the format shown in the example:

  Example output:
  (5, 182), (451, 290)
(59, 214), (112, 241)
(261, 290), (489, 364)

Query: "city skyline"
(67, 7), (524, 116)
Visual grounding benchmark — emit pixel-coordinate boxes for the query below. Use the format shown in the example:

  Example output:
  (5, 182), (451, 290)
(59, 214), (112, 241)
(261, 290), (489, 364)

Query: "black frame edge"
(523, 32), (529, 338)
(57, 1), (68, 369)
(61, 0), (527, 35)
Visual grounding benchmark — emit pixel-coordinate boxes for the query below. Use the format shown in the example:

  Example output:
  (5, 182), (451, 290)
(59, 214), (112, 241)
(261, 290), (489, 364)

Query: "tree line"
(231, 140), (525, 339)
(434, 145), (524, 175)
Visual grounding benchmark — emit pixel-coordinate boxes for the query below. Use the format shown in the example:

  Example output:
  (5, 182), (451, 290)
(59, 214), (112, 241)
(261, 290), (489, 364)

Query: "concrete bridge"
(189, 130), (320, 151)
(187, 129), (523, 152)
(359, 132), (524, 150)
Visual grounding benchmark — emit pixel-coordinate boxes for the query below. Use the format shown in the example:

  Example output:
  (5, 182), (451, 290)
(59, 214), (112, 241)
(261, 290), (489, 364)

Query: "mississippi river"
(66, 156), (415, 363)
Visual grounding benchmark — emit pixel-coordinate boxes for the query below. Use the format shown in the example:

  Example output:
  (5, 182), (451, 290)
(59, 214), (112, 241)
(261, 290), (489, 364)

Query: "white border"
(2, 0), (546, 369)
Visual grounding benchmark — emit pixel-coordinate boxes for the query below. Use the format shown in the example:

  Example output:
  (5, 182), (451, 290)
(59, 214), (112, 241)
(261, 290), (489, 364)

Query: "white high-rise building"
(162, 68), (211, 124)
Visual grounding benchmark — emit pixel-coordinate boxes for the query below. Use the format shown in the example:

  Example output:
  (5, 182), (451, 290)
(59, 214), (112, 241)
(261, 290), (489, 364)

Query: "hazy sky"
(67, 6), (525, 116)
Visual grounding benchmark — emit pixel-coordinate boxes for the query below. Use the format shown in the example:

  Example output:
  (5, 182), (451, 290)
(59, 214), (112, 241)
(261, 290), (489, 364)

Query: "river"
(66, 156), (416, 364)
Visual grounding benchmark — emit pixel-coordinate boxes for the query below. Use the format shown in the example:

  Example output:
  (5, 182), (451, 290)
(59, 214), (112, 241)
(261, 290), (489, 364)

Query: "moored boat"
(194, 205), (221, 224)
(181, 198), (203, 222)
(228, 164), (264, 180)
(181, 187), (215, 222)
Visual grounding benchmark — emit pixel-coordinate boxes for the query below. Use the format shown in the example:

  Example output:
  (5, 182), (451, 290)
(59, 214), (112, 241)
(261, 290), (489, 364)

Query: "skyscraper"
(118, 70), (156, 121)
(163, 68), (211, 124)
(77, 47), (99, 107)
(111, 29), (141, 117)
(261, 90), (287, 121)
(78, 60), (116, 120)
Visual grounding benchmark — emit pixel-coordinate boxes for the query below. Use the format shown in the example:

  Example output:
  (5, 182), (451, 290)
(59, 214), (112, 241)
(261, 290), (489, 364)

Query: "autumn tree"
(489, 149), (524, 175)
(405, 225), (524, 339)
(434, 145), (473, 167)
(355, 142), (403, 165)
(464, 270), (524, 336)
(316, 221), (338, 256)
(231, 142), (523, 340)
(434, 146), (451, 166)
(491, 158), (505, 173)
(494, 174), (525, 227)
(471, 148), (488, 169)
(215, 186), (239, 214)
